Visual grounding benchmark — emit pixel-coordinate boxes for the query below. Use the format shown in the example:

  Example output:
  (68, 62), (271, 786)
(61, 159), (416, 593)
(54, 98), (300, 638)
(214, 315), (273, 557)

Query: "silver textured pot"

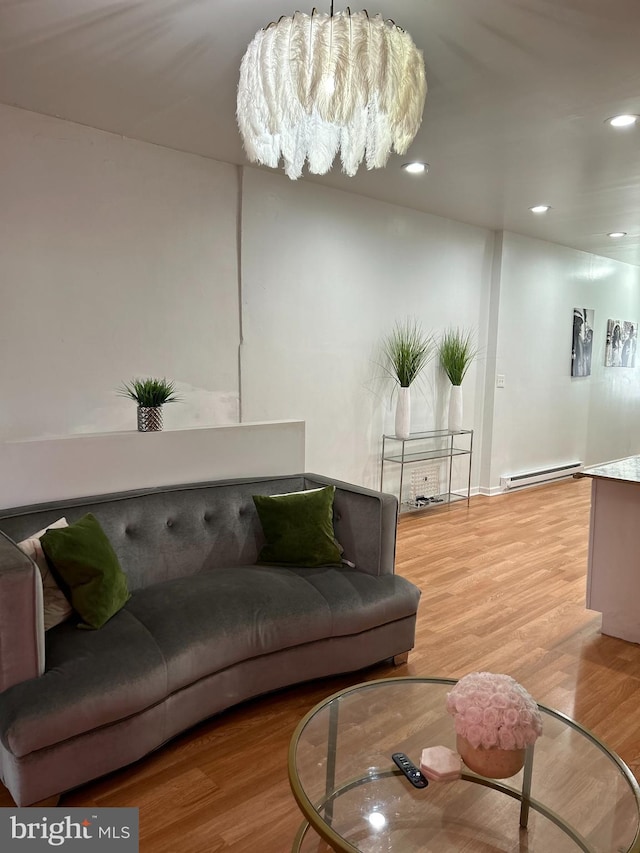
(137, 405), (163, 432)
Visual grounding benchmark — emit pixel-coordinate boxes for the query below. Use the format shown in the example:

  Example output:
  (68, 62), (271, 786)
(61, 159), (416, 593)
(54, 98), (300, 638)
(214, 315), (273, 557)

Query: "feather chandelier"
(236, 7), (427, 180)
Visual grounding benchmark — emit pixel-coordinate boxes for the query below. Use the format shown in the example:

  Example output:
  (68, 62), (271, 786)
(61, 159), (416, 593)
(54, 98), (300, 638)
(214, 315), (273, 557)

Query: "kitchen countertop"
(579, 455), (640, 484)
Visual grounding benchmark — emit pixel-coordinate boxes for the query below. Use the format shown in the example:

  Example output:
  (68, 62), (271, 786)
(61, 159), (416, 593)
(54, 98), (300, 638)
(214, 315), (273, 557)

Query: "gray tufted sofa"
(0, 473), (420, 806)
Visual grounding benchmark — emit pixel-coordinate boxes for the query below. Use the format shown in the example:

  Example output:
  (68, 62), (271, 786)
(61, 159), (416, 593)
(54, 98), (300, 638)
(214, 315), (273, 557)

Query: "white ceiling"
(1, 0), (639, 265)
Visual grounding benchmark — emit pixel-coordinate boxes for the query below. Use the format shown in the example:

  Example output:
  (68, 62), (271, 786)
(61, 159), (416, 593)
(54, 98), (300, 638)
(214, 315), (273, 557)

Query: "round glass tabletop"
(288, 677), (640, 853)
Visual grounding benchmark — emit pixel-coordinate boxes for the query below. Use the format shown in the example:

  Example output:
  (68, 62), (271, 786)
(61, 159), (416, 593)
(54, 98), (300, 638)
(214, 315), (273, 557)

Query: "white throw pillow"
(18, 518), (74, 630)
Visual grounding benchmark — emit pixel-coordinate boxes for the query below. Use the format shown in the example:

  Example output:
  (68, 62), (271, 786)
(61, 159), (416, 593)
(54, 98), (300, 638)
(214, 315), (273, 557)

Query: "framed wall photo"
(605, 319), (637, 368)
(571, 308), (594, 377)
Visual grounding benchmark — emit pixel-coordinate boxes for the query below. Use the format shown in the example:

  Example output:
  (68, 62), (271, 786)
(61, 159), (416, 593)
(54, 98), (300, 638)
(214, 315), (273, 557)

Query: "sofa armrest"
(0, 533), (45, 693)
(303, 473), (398, 576)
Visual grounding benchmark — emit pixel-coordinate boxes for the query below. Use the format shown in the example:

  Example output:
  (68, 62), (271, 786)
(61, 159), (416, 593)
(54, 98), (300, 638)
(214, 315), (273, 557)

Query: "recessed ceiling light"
(606, 114), (638, 128)
(608, 231), (627, 238)
(529, 205), (551, 214)
(401, 162), (428, 174)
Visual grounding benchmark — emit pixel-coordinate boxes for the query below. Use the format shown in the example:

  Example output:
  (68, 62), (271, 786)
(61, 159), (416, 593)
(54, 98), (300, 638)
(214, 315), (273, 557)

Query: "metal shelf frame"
(380, 429), (474, 512)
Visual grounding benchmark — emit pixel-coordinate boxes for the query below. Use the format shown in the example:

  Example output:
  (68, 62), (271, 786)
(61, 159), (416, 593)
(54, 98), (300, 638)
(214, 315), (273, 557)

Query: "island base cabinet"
(587, 477), (640, 644)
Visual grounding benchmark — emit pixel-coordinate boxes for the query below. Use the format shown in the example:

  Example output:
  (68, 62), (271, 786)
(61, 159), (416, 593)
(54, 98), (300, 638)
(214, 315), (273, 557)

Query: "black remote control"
(392, 752), (428, 788)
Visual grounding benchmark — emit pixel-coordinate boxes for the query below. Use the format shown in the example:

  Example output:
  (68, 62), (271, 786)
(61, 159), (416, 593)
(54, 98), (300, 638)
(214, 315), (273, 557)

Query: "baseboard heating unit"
(500, 461), (583, 490)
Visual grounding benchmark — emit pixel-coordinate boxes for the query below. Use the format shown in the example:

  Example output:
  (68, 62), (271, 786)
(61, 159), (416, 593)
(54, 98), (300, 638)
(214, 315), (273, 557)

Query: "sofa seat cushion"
(288, 568), (421, 635)
(0, 565), (421, 759)
(126, 566), (334, 693)
(126, 566), (420, 694)
(0, 610), (167, 758)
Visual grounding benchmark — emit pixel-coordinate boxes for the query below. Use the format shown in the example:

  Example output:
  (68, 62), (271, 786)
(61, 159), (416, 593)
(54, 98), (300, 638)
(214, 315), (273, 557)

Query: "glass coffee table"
(288, 677), (640, 852)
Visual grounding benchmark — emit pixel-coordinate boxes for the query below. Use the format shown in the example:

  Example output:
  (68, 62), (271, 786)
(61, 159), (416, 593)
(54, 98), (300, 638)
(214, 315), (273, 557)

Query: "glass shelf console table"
(380, 429), (473, 513)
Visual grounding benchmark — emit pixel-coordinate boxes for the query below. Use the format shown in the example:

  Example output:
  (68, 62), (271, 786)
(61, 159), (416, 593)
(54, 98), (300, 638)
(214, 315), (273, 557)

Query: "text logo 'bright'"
(1, 808), (138, 850)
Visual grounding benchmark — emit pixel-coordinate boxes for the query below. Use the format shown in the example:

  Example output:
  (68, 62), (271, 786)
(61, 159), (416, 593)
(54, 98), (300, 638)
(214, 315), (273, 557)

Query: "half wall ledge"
(0, 421), (305, 509)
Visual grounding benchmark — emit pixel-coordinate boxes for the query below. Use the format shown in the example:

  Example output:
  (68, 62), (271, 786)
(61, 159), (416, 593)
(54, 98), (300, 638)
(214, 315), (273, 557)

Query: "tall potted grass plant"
(438, 328), (477, 432)
(382, 320), (435, 439)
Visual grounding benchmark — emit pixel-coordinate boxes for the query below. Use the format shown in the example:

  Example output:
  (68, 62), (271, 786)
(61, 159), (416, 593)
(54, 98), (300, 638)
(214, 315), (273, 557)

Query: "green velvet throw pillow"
(41, 513), (130, 629)
(253, 486), (343, 568)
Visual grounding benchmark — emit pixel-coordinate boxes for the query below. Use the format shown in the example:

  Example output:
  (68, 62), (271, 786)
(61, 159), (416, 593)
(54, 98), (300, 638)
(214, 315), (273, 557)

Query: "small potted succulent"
(118, 377), (181, 432)
(446, 671), (543, 778)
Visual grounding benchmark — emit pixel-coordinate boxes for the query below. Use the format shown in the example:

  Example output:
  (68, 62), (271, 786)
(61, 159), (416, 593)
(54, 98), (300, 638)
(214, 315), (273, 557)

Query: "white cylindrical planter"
(395, 386), (411, 439)
(448, 385), (463, 432)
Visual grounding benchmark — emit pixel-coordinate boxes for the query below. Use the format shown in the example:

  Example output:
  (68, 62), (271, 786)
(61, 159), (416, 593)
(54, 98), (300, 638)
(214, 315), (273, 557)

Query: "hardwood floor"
(3, 476), (640, 851)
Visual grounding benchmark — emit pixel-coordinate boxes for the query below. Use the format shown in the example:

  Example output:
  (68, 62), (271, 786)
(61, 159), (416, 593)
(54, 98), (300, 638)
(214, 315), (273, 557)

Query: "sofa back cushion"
(0, 477), (306, 591)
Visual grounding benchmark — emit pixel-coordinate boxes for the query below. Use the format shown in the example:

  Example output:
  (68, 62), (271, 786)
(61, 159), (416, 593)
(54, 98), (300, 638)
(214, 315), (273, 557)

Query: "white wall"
(240, 168), (494, 488)
(0, 105), (240, 440)
(4, 105), (640, 498)
(487, 232), (640, 491)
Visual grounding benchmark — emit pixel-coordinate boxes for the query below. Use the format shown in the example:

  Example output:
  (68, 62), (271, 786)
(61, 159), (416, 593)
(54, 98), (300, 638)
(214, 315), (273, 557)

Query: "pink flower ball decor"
(446, 672), (543, 778)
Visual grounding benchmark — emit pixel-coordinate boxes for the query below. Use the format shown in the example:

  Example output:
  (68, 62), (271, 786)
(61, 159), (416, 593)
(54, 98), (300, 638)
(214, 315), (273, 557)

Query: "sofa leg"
(393, 651), (409, 666)
(30, 795), (61, 808)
